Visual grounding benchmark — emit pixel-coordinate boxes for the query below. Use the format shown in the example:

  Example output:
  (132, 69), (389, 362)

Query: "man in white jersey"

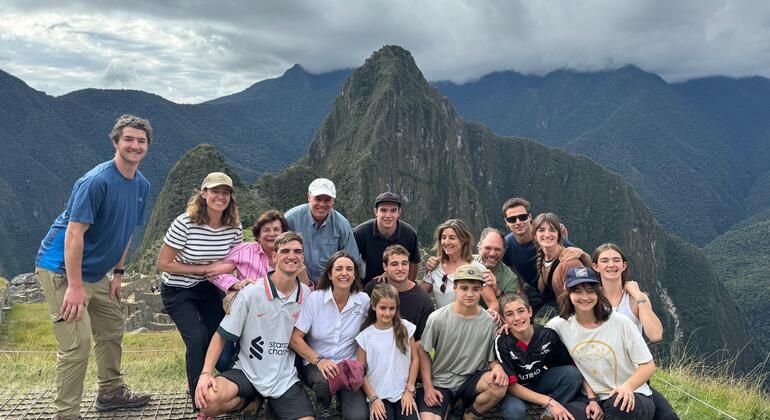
(194, 232), (315, 419)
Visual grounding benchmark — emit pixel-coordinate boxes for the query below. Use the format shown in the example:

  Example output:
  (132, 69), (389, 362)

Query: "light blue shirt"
(285, 204), (361, 283)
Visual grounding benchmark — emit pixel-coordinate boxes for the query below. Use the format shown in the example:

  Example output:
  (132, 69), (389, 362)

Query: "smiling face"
(375, 203), (401, 231)
(113, 126), (149, 166)
(383, 253), (409, 284)
(569, 284), (599, 314)
(592, 249), (627, 284)
(330, 256), (356, 292)
(503, 300), (533, 334)
(440, 227), (462, 258)
(534, 221), (560, 249)
(257, 219), (285, 252)
(504, 205), (531, 239)
(374, 296), (398, 326)
(201, 186), (232, 214)
(273, 239), (304, 275)
(454, 279), (482, 309)
(308, 193), (334, 223)
(478, 232), (504, 269)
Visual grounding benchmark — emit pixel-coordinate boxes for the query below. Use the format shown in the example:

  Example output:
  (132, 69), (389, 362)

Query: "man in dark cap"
(354, 192), (421, 285)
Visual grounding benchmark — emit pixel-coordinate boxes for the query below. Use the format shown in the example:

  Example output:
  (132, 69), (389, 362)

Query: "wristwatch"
(113, 268), (125, 275)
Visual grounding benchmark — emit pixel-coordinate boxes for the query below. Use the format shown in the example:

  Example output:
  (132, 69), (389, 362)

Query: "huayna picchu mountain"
(138, 46), (765, 372)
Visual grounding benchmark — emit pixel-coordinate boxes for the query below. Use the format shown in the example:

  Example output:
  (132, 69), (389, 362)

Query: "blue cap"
(565, 267), (599, 288)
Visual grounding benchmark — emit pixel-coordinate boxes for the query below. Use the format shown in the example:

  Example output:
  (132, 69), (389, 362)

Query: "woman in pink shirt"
(208, 210), (310, 305)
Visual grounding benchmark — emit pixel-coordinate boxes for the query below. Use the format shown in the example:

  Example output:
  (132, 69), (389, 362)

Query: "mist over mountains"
(2, 45), (768, 369)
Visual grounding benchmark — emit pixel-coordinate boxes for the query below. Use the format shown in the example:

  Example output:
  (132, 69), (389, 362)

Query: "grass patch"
(0, 303), (186, 391)
(2, 304), (769, 418)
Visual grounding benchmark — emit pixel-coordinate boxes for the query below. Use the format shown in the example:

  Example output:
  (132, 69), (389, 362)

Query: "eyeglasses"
(505, 214), (530, 223)
(440, 274), (449, 294)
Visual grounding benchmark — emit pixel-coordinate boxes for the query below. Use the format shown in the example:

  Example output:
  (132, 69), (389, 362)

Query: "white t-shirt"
(546, 312), (653, 400)
(356, 320), (416, 402)
(295, 289), (370, 363)
(425, 260), (486, 308)
(162, 213), (243, 287)
(218, 276), (310, 398)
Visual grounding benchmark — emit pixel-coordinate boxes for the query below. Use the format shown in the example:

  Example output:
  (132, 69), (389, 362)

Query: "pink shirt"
(209, 242), (271, 292)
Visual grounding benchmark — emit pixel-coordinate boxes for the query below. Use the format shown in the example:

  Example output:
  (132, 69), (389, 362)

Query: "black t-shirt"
(364, 281), (433, 341)
(494, 325), (574, 386)
(354, 219), (421, 284)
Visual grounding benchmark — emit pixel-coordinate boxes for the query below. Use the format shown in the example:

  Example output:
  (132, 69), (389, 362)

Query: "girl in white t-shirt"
(356, 283), (419, 420)
(546, 267), (657, 420)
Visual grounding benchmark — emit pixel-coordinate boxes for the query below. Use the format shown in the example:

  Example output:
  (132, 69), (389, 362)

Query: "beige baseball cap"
(201, 172), (234, 190)
(453, 264), (485, 284)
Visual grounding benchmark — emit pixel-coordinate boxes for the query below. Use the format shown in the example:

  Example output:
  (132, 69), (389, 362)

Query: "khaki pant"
(37, 268), (125, 417)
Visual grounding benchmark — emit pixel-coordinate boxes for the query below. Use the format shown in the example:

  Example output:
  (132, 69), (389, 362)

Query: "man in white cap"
(284, 178), (361, 284)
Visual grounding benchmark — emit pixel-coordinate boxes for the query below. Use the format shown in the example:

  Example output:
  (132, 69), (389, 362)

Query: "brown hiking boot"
(95, 384), (151, 411)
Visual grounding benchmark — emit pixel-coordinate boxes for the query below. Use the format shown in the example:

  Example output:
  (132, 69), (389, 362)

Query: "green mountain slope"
(703, 212), (770, 353)
(0, 66), (347, 278)
(435, 68), (760, 246)
(221, 45), (762, 370)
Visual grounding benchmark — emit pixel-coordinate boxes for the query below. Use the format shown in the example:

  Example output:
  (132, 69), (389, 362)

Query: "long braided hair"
(532, 212), (565, 293)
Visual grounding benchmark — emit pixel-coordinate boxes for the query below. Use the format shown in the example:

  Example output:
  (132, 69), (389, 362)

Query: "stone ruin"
(2, 272), (176, 333)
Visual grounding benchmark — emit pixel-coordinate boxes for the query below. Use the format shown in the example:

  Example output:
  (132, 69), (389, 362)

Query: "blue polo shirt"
(36, 160), (149, 282)
(284, 204), (361, 283)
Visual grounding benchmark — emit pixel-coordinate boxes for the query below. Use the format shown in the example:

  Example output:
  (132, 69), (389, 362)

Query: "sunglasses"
(440, 274), (449, 294)
(505, 213), (530, 223)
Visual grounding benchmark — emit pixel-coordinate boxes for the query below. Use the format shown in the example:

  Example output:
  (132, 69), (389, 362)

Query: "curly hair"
(109, 114), (153, 144)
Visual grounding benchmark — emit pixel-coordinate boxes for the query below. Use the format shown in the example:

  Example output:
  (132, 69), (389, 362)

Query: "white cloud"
(1, 0), (769, 103)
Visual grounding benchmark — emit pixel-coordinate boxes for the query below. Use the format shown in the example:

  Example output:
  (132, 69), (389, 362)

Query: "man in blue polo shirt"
(35, 114), (153, 420)
(285, 178), (361, 284)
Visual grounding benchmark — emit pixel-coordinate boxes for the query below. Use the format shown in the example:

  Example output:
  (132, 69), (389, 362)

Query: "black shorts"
(219, 369), (314, 418)
(416, 370), (487, 417)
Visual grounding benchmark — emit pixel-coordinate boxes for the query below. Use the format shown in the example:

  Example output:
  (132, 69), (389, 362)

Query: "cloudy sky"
(1, 0), (768, 103)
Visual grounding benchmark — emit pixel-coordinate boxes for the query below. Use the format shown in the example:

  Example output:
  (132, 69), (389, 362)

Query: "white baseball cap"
(308, 178), (336, 198)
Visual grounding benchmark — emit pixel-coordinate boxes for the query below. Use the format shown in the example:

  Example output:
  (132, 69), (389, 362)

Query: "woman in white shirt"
(547, 267), (656, 420)
(421, 219), (498, 312)
(291, 251), (370, 420)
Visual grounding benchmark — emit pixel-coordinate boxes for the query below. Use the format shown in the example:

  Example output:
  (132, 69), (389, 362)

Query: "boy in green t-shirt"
(417, 264), (508, 420)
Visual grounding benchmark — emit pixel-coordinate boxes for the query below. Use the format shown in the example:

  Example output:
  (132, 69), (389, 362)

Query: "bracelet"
(367, 394), (380, 404)
(588, 396), (600, 402)
(313, 356), (322, 366)
(199, 371), (210, 378)
(636, 298), (649, 305)
(113, 268), (125, 275)
(543, 396), (553, 408)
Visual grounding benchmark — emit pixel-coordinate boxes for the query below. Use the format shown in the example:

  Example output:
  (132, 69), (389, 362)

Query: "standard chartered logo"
(249, 336), (265, 360)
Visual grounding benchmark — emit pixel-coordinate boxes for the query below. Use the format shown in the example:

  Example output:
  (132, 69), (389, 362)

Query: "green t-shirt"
(420, 304), (496, 389)
(473, 254), (520, 309)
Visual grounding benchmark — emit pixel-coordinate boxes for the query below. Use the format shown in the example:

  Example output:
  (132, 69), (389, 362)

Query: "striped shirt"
(161, 213), (243, 288)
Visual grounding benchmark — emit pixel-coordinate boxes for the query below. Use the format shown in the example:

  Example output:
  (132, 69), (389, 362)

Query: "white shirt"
(356, 320), (416, 402)
(295, 288), (370, 363)
(425, 260), (486, 308)
(219, 276), (310, 397)
(546, 312), (653, 400)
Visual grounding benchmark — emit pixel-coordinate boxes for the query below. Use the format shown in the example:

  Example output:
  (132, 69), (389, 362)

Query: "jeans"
(500, 365), (583, 420)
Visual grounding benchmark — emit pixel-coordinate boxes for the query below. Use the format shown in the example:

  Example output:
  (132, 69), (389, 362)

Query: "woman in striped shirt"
(156, 172), (242, 409)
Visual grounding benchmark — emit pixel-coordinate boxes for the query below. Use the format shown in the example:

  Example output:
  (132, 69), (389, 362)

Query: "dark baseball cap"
(565, 267), (600, 288)
(374, 191), (401, 207)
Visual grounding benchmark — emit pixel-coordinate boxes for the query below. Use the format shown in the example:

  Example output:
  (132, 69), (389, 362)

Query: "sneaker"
(95, 384), (151, 411)
(316, 405), (334, 420)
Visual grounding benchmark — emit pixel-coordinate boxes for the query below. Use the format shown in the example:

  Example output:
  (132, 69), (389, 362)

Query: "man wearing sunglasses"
(501, 198), (588, 315)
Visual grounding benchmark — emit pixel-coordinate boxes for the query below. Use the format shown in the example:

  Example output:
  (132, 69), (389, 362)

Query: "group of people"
(35, 114), (678, 420)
